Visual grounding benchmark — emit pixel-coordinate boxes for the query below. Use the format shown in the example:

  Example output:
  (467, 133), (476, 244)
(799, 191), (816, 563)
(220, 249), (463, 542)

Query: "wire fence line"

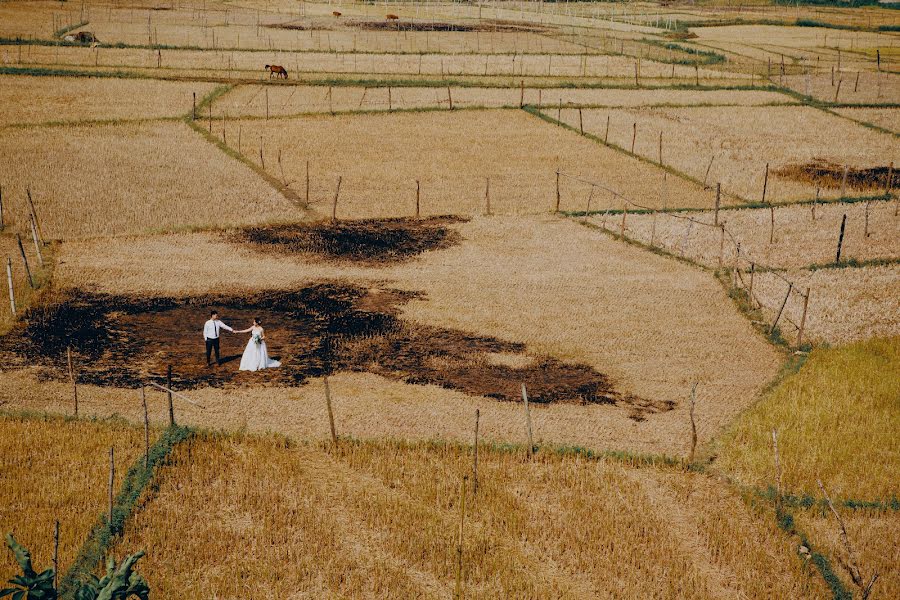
(558, 170), (812, 345)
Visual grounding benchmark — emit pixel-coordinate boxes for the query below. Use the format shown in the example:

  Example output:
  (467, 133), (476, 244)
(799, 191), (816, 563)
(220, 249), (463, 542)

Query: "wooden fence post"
(714, 183), (721, 225)
(265, 88), (269, 120)
(688, 383), (698, 463)
(141, 386), (149, 468)
(306, 160), (310, 205)
(30, 214), (43, 267)
(579, 108), (583, 135)
(52, 520), (59, 590)
(108, 447), (115, 526)
(630, 122), (636, 153)
(718, 224), (725, 268)
(521, 383), (534, 458)
(473, 409), (480, 495)
(770, 282), (793, 336)
(447, 86), (453, 110)
(658, 131), (663, 164)
(16, 234), (34, 289)
(192, 92), (196, 120)
(604, 115), (610, 143)
(5, 257), (14, 317)
(762, 162), (769, 204)
(620, 206), (628, 238)
(331, 176), (342, 222)
(484, 177), (491, 216)
(555, 170), (560, 212)
(768, 202), (775, 244)
(0, 184), (4, 230)
(415, 180), (421, 218)
(835, 213), (847, 264)
(26, 188), (42, 244)
(68, 347), (78, 416)
(797, 288), (810, 348)
(748, 263), (755, 307)
(324, 376), (338, 445)
(166, 364), (174, 426)
(519, 79), (524, 108)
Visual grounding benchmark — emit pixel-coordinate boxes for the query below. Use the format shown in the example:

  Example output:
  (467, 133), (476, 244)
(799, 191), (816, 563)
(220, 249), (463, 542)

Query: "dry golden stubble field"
(0, 120), (297, 239)
(6, 44), (745, 80)
(752, 264), (900, 345)
(693, 25), (898, 52)
(0, 233), (50, 335)
(27, 215), (782, 456)
(795, 509), (899, 600)
(834, 106), (900, 133)
(213, 84), (791, 117)
(0, 414), (151, 585)
(104, 432), (827, 599)
(782, 71), (900, 105)
(553, 105), (899, 202)
(220, 109), (713, 216)
(0, 75), (218, 126)
(0, 0), (82, 38)
(617, 200), (899, 271)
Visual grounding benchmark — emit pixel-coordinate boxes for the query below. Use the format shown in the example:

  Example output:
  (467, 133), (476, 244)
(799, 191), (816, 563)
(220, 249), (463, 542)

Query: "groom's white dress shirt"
(204, 319), (234, 340)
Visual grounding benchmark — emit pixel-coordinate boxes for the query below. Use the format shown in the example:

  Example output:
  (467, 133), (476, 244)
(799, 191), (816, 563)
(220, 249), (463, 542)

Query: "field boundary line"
(184, 85), (314, 218)
(57, 423), (193, 599)
(1, 115), (183, 130)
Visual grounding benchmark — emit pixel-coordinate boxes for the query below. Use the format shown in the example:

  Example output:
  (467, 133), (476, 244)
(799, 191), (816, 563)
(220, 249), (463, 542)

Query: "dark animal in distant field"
(386, 14), (399, 20)
(332, 11), (342, 17)
(265, 64), (288, 79)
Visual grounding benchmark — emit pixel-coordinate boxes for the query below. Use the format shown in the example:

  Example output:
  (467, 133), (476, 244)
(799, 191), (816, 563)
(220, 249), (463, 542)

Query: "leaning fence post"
(762, 162), (769, 204)
(748, 262), (756, 307)
(192, 92), (196, 120)
(30, 214), (44, 267)
(323, 376), (338, 445)
(521, 383), (534, 458)
(835, 213), (847, 264)
(415, 180), (421, 218)
(714, 183), (721, 226)
(16, 234), (34, 289)
(5, 257), (14, 317)
(0, 184), (4, 230)
(447, 86), (453, 110)
(519, 79), (524, 108)
(579, 108), (584, 135)
(770, 282), (793, 336)
(166, 364), (174, 426)
(630, 121), (636, 153)
(620, 206), (628, 238)
(484, 177), (491, 216)
(797, 288), (810, 348)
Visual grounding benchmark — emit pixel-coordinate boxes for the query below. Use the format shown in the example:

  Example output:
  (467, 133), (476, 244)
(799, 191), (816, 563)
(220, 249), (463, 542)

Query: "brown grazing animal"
(332, 11), (342, 17)
(386, 14), (399, 20)
(265, 64), (288, 79)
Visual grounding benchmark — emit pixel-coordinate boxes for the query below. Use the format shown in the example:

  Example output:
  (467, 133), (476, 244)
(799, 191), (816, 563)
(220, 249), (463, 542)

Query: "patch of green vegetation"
(58, 425), (193, 598)
(641, 39), (727, 65)
(52, 21), (88, 39)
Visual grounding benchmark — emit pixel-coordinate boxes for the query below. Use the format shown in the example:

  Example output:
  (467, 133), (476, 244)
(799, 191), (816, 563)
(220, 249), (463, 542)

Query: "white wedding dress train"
(239, 327), (281, 371)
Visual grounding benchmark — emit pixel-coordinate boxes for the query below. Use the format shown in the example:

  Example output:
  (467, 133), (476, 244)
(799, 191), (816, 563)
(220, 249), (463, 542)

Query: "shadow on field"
(235, 217), (464, 265)
(775, 159), (897, 190)
(0, 283), (671, 418)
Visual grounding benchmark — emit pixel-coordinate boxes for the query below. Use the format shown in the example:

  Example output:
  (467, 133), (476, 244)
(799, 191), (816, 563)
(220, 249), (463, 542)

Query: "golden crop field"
(617, 199), (899, 271)
(221, 109), (716, 216)
(554, 105), (899, 202)
(0, 0), (897, 596)
(716, 337), (900, 501)
(109, 432), (828, 598)
(0, 121), (296, 239)
(0, 75), (218, 126)
(0, 414), (150, 584)
(212, 84), (791, 118)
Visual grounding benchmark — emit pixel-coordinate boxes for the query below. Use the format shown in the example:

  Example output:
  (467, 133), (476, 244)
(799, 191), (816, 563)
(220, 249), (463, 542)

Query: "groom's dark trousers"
(205, 337), (220, 365)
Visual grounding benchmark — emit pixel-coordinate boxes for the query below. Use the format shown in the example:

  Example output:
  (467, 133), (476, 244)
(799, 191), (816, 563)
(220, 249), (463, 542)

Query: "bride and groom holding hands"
(203, 310), (281, 371)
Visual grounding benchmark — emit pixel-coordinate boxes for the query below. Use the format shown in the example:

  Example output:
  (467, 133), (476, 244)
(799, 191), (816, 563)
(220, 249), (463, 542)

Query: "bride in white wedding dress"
(236, 318), (281, 371)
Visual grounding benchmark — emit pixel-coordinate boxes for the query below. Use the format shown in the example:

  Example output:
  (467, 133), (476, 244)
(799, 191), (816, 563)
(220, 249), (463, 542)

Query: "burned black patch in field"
(0, 284), (669, 418)
(235, 217), (465, 265)
(774, 160), (897, 191)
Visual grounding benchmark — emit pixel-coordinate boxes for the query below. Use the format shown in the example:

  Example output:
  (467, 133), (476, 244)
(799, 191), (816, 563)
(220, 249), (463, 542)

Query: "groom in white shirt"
(204, 310), (234, 366)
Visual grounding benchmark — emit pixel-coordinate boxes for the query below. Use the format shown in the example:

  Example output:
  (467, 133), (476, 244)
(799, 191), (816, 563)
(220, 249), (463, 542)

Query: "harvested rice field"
(0, 75), (218, 126)
(0, 121), (296, 239)
(222, 109), (714, 216)
(835, 106), (900, 134)
(1, 1), (897, 596)
(0, 215), (781, 456)
(0, 414), (150, 585)
(106, 432), (827, 599)
(613, 199), (900, 271)
(552, 105), (899, 202)
(212, 84), (792, 117)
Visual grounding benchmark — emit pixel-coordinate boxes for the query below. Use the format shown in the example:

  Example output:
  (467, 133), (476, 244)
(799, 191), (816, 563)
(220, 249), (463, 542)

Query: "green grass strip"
(773, 506), (852, 600)
(58, 424), (193, 599)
